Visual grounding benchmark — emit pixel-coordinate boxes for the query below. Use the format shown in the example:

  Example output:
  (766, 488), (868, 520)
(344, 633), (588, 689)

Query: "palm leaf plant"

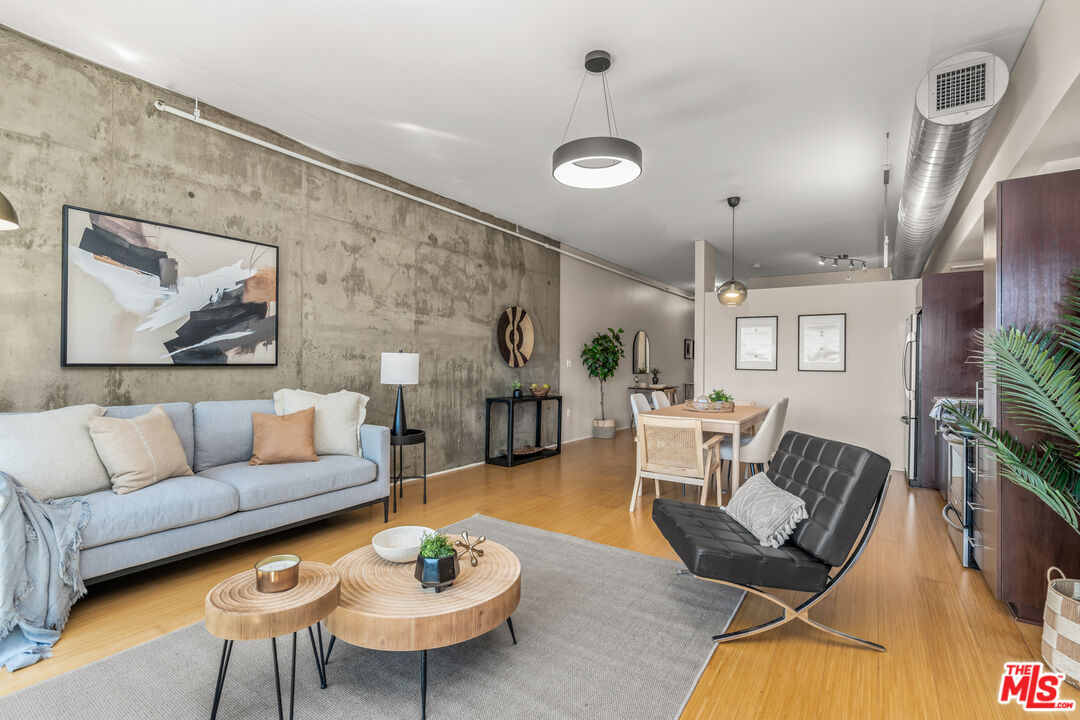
(945, 272), (1080, 533)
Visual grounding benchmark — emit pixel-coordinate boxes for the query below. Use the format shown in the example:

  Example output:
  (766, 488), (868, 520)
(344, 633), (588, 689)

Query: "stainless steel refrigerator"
(901, 311), (921, 484)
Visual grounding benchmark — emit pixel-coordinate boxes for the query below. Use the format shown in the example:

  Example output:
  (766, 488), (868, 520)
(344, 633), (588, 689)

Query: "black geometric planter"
(414, 554), (460, 593)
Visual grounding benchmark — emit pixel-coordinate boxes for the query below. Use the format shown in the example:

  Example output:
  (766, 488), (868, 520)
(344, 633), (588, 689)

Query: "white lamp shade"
(381, 352), (419, 385)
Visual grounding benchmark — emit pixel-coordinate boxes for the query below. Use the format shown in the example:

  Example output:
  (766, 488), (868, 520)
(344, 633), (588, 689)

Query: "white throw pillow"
(273, 389), (369, 456)
(0, 404), (110, 500)
(723, 472), (809, 548)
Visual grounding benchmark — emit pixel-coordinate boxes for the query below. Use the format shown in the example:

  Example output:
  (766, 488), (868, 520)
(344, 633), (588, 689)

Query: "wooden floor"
(2, 429), (1075, 718)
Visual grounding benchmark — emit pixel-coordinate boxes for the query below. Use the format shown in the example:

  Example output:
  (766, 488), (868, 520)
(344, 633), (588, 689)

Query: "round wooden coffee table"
(325, 540), (521, 719)
(205, 561), (341, 720)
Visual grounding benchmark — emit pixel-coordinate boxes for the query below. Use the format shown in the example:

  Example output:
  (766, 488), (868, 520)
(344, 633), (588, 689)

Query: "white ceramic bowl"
(372, 525), (434, 563)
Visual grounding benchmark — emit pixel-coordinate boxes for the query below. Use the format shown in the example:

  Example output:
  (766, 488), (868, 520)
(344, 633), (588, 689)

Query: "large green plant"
(947, 272), (1080, 533)
(580, 327), (625, 420)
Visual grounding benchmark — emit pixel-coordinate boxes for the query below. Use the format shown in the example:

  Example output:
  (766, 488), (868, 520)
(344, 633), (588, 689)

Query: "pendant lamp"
(0, 190), (18, 231)
(717, 196), (747, 307)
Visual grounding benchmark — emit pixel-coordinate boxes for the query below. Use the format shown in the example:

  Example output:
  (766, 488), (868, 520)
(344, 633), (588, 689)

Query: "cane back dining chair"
(630, 415), (721, 511)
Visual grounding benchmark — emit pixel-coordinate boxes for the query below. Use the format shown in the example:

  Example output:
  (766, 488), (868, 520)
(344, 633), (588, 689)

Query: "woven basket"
(684, 399), (734, 413)
(1043, 566), (1080, 688)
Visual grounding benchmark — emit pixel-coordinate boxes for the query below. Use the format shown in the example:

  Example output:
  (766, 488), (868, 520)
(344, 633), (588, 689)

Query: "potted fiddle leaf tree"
(581, 327), (624, 439)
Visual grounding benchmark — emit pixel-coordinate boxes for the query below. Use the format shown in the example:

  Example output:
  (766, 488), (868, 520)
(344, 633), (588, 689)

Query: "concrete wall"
(696, 278), (918, 468)
(560, 255), (694, 441)
(0, 28), (559, 472)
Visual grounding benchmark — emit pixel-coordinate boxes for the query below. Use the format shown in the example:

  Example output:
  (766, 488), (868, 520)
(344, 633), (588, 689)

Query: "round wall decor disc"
(497, 306), (534, 367)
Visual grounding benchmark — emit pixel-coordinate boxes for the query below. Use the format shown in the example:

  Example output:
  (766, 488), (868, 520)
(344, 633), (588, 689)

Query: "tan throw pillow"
(88, 406), (194, 494)
(273, 388), (369, 456)
(0, 404), (110, 500)
(250, 408), (319, 465)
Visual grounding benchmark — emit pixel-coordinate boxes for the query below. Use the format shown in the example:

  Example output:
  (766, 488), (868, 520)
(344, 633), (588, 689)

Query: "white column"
(694, 240), (717, 396)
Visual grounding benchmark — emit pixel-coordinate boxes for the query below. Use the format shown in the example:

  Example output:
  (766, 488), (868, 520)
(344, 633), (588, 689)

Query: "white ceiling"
(0, 1), (1043, 289)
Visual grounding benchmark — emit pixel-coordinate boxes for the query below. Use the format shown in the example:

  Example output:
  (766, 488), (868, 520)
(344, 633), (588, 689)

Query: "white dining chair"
(651, 390), (672, 409)
(718, 397), (789, 493)
(630, 393), (651, 441)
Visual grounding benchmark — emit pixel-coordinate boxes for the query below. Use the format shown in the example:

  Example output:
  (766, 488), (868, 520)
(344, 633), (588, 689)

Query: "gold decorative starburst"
(454, 531), (486, 567)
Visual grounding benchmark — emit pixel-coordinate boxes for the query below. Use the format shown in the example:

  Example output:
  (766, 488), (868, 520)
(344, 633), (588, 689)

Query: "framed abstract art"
(735, 316), (778, 370)
(61, 206), (278, 366)
(798, 313), (846, 372)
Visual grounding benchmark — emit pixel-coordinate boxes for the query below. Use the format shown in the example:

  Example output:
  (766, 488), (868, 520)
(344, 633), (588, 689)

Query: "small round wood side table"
(324, 540), (521, 719)
(205, 561), (341, 720)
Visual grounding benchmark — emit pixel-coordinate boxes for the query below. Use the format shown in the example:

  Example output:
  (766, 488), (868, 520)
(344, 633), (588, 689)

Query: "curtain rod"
(153, 100), (692, 300)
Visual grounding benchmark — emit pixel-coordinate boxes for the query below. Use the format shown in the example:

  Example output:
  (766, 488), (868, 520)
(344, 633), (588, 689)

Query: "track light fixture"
(818, 253), (870, 272)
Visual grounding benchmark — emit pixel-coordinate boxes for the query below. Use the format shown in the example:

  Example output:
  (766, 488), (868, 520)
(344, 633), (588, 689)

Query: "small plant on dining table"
(708, 389), (733, 403)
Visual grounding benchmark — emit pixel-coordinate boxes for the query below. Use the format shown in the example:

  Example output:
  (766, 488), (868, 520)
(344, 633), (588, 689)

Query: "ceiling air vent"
(928, 57), (994, 119)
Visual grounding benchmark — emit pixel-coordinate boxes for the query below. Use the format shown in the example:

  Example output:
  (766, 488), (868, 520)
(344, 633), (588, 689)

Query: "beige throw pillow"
(0, 404), (110, 501)
(273, 388), (369, 456)
(723, 472), (809, 548)
(250, 408), (319, 465)
(88, 406), (194, 494)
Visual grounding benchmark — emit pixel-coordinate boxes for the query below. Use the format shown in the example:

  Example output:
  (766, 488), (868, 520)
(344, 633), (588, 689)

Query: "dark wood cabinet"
(915, 271), (983, 491)
(981, 169), (1080, 622)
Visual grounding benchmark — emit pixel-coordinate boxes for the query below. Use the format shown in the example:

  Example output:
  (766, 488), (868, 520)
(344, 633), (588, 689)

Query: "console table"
(484, 395), (562, 467)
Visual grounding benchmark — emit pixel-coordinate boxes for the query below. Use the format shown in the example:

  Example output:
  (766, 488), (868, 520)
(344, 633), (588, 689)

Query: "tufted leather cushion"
(767, 432), (890, 567)
(652, 499), (830, 592)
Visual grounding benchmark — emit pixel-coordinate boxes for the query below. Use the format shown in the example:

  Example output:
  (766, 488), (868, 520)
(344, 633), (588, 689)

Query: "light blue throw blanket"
(0, 471), (91, 671)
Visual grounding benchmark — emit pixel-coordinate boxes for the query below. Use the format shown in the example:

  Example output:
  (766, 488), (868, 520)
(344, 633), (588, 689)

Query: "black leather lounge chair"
(652, 431), (891, 651)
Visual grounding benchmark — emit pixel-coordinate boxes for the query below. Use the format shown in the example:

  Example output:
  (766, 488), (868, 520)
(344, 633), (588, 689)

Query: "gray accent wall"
(0, 27), (559, 472)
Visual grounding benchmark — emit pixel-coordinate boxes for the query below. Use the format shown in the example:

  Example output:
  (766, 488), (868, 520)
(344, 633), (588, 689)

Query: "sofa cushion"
(106, 402), (194, 469)
(652, 498), (830, 593)
(198, 455), (377, 511)
(193, 399), (274, 472)
(81, 475), (239, 549)
(250, 408), (319, 465)
(0, 404), (110, 501)
(90, 406), (195, 494)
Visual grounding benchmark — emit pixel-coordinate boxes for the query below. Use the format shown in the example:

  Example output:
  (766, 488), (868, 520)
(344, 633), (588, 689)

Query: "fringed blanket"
(0, 471), (90, 671)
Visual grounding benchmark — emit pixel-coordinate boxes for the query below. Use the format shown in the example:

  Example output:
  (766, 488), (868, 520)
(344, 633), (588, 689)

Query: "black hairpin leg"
(420, 649), (428, 720)
(308, 625), (327, 689)
(210, 639), (233, 720)
(506, 617), (517, 645)
(324, 634), (336, 665)
(270, 633), (299, 720)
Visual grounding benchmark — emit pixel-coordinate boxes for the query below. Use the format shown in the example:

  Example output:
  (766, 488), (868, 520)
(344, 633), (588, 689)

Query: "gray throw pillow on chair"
(723, 472), (808, 548)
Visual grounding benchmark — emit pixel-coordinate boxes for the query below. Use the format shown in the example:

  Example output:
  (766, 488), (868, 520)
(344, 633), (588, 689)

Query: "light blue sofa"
(73, 399), (389, 583)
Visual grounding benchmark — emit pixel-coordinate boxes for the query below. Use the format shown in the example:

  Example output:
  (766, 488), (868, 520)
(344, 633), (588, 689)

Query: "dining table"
(637, 403), (768, 494)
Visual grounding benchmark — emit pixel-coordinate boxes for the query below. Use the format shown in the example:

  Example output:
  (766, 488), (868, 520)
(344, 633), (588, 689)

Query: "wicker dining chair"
(630, 415), (721, 511)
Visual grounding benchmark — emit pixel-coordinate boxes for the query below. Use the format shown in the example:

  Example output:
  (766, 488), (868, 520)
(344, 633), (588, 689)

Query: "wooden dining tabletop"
(638, 403), (768, 494)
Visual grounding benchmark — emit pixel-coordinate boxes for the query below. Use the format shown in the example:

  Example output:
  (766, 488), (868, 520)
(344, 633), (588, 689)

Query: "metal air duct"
(890, 51), (1009, 279)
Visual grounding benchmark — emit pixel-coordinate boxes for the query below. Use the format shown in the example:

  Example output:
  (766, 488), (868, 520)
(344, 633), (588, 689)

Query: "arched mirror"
(632, 330), (650, 374)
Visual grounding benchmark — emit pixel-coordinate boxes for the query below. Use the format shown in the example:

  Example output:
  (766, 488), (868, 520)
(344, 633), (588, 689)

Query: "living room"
(3, 1), (1080, 718)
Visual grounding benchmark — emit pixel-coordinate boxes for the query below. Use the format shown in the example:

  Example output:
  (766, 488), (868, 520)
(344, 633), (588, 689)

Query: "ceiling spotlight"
(849, 259), (856, 269)
(818, 256), (825, 265)
(553, 50), (642, 189)
(832, 258), (838, 267)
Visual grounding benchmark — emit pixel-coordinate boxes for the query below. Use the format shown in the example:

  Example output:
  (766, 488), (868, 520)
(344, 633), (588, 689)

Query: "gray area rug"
(2, 515), (744, 719)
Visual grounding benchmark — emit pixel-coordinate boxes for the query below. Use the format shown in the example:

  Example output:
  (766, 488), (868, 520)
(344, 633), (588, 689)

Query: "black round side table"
(390, 429), (426, 513)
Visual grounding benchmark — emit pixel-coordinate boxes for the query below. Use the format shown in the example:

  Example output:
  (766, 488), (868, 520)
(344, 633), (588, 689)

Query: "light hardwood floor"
(2, 429), (1074, 718)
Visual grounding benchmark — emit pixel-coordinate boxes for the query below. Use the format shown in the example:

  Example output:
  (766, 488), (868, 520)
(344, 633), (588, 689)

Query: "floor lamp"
(381, 351), (419, 436)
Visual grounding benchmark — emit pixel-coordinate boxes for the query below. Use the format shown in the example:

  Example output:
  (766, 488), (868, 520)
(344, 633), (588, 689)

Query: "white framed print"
(798, 313), (846, 372)
(735, 316), (778, 371)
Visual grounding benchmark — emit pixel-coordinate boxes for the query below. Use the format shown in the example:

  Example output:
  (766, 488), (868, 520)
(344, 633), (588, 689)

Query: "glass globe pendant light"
(717, 196), (747, 307)
(552, 50), (642, 189)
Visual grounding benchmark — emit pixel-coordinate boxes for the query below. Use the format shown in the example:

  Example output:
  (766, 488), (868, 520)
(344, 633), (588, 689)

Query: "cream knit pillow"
(273, 389), (369, 456)
(0, 404), (111, 500)
(88, 406), (194, 494)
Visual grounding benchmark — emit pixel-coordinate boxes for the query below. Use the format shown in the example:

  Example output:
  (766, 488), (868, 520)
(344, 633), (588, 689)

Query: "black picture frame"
(797, 313), (846, 372)
(61, 205), (279, 367)
(735, 315), (778, 371)
(683, 338), (694, 360)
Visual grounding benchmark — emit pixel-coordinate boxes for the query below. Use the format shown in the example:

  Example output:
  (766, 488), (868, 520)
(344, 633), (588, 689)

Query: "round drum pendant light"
(717, 196), (747, 307)
(552, 50), (642, 189)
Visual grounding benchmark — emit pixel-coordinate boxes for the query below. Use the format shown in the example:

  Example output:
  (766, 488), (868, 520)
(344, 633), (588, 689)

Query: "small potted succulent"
(650, 366), (661, 385)
(414, 532), (459, 592)
(530, 382), (551, 397)
(510, 379), (523, 398)
(707, 388), (735, 413)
